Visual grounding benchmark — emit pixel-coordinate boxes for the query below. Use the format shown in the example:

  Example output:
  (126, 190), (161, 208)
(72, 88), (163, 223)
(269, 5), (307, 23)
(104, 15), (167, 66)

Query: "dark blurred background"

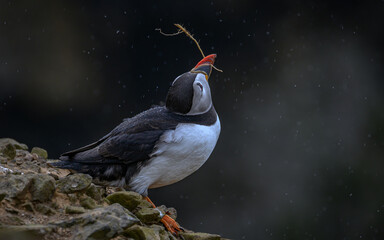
(1, 0), (384, 239)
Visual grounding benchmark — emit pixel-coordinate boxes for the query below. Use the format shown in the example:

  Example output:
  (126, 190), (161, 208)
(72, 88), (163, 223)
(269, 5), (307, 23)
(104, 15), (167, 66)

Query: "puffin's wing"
(97, 129), (166, 162)
(57, 106), (177, 166)
(61, 129), (166, 165)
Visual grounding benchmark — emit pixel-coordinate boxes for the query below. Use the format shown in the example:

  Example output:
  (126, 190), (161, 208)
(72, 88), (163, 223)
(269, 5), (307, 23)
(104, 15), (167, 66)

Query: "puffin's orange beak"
(190, 54), (216, 81)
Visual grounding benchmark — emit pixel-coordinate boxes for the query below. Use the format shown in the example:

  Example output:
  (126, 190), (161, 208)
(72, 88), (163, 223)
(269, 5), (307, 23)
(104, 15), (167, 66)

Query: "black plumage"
(54, 106), (217, 184)
(165, 72), (196, 114)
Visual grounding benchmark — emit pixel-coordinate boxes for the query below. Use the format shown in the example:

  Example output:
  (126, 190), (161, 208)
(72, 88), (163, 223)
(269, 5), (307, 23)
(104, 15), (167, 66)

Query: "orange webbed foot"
(161, 214), (182, 235)
(144, 196), (183, 235)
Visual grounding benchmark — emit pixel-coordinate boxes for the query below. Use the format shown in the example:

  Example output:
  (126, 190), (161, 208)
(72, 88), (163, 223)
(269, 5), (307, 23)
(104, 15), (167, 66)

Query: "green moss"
(123, 225), (159, 240)
(80, 196), (98, 209)
(106, 191), (142, 211)
(0, 144), (16, 160)
(31, 147), (48, 159)
(134, 206), (161, 224)
(65, 206), (86, 214)
(0, 138), (28, 150)
(30, 174), (56, 202)
(85, 183), (103, 201)
(35, 203), (56, 215)
(180, 232), (222, 240)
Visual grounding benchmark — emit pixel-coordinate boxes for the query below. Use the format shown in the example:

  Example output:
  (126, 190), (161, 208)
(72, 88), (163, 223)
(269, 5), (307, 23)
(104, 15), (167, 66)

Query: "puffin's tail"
(50, 147), (129, 183)
(50, 156), (86, 172)
(51, 146), (103, 172)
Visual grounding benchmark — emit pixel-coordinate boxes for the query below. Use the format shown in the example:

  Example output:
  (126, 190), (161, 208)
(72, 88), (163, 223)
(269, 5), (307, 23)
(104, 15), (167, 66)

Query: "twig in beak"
(156, 24), (223, 72)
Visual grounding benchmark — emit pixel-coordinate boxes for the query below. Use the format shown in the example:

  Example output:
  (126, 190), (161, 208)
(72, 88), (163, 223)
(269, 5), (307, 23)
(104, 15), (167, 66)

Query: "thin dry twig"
(156, 24), (223, 72)
(212, 65), (223, 73)
(174, 24), (205, 58)
(155, 28), (183, 36)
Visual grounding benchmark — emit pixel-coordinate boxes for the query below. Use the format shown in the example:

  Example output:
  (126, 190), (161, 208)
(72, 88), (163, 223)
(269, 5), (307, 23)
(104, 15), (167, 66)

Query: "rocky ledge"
(0, 138), (224, 240)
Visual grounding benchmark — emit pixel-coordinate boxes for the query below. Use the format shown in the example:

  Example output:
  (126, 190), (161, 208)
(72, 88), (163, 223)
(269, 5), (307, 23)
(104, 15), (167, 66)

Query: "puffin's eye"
(196, 82), (203, 91)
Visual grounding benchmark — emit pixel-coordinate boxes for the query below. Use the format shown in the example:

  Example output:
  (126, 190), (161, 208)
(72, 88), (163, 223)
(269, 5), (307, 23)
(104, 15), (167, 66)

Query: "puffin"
(53, 54), (221, 234)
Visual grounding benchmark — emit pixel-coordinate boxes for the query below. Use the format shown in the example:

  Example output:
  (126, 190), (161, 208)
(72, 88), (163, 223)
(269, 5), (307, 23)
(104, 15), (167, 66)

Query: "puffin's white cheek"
(194, 86), (202, 98)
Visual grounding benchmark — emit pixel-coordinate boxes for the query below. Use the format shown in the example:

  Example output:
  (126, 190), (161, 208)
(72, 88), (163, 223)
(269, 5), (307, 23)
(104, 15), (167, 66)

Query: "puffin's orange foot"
(161, 214), (182, 235)
(143, 196), (183, 235)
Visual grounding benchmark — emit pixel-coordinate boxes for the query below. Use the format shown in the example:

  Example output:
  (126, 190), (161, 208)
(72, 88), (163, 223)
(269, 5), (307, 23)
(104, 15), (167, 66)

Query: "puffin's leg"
(143, 196), (182, 235)
(143, 196), (157, 208)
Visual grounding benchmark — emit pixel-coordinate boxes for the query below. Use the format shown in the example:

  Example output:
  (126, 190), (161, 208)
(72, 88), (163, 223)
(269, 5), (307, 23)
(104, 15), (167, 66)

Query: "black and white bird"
(53, 54), (221, 234)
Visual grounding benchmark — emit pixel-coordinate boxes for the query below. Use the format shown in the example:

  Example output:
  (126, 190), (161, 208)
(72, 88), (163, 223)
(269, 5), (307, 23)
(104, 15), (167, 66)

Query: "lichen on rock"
(85, 183), (104, 201)
(31, 147), (48, 159)
(0, 174), (34, 199)
(123, 225), (167, 240)
(65, 205), (86, 214)
(0, 138), (28, 151)
(180, 232), (222, 240)
(106, 191), (142, 211)
(134, 205), (162, 224)
(0, 143), (17, 160)
(30, 174), (56, 202)
(56, 173), (92, 193)
(80, 196), (99, 209)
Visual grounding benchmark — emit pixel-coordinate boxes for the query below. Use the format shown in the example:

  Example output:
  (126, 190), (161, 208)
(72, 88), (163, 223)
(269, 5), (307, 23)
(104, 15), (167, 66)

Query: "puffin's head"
(166, 54), (216, 115)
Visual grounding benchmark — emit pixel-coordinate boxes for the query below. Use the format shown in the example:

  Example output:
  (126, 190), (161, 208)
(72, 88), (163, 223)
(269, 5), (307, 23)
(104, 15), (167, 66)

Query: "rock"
(106, 191), (142, 211)
(0, 192), (6, 201)
(5, 207), (20, 214)
(65, 206), (86, 214)
(48, 172), (59, 180)
(138, 199), (154, 209)
(180, 232), (222, 240)
(0, 224), (55, 238)
(56, 173), (92, 193)
(0, 143), (16, 159)
(0, 165), (14, 174)
(0, 214), (25, 225)
(15, 149), (34, 160)
(85, 183), (103, 201)
(31, 147), (48, 159)
(0, 138), (28, 150)
(0, 173), (55, 202)
(123, 225), (162, 240)
(68, 193), (78, 204)
(80, 196), (98, 209)
(21, 201), (35, 212)
(15, 157), (24, 165)
(0, 174), (33, 199)
(134, 206), (162, 224)
(59, 203), (139, 240)
(167, 207), (177, 221)
(149, 224), (170, 240)
(30, 174), (56, 202)
(158, 205), (177, 220)
(0, 156), (7, 164)
(35, 203), (56, 215)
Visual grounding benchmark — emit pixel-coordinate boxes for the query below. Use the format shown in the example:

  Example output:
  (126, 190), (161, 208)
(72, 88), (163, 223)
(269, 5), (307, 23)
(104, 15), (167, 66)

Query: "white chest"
(129, 117), (221, 194)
